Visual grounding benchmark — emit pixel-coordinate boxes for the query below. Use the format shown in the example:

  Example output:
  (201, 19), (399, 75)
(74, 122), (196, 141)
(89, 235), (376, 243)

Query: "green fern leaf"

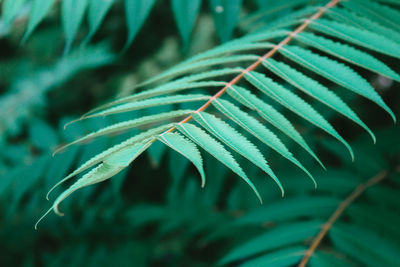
(122, 81), (223, 102)
(61, 0), (88, 54)
(212, 98), (315, 185)
(138, 54), (258, 87)
(21, 0), (56, 43)
(263, 58), (376, 142)
(176, 68), (242, 83)
(82, 94), (210, 120)
(136, 30), (287, 88)
(252, 6), (317, 32)
(192, 111), (284, 195)
(326, 7), (400, 43)
(294, 32), (400, 82)
(278, 45), (396, 122)
(171, 0), (202, 49)
(187, 42), (273, 63)
(245, 71), (354, 161)
(157, 132), (206, 187)
(84, 0), (115, 43)
(83, 81), (225, 117)
(341, 0), (400, 31)
(124, 0), (156, 49)
(309, 18), (400, 59)
(99, 68), (240, 110)
(227, 85), (324, 168)
(2, 0), (26, 26)
(175, 123), (262, 203)
(239, 29), (288, 43)
(59, 110), (191, 152)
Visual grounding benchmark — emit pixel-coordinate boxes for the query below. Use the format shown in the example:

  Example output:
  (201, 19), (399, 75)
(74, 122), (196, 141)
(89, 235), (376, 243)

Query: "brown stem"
(298, 170), (388, 267)
(161, 0), (341, 135)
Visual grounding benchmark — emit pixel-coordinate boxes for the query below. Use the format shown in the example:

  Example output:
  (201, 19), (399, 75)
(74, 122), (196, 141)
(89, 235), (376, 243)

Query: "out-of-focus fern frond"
(219, 170), (400, 267)
(0, 44), (115, 143)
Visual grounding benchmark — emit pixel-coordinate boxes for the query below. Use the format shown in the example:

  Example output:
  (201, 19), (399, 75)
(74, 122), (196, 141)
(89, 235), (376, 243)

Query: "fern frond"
(41, 0), (400, 221)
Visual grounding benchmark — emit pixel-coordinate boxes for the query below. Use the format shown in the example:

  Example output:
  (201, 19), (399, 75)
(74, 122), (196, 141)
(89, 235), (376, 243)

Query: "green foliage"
(171, 0), (202, 49)
(61, 0), (88, 53)
(158, 132), (206, 186)
(0, 43), (115, 143)
(1, 0), (245, 50)
(124, 0), (157, 49)
(220, 167), (400, 266)
(209, 0), (243, 42)
(1, 0), (400, 266)
(176, 122), (262, 202)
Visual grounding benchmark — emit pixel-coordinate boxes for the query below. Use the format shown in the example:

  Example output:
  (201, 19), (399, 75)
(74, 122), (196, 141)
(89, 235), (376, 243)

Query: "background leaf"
(124, 0), (157, 49)
(22, 0), (56, 43)
(209, 0), (243, 42)
(61, 0), (89, 53)
(172, 0), (202, 49)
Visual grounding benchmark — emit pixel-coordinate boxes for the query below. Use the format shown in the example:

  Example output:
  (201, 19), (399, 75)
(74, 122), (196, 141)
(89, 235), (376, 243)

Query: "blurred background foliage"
(0, 0), (399, 266)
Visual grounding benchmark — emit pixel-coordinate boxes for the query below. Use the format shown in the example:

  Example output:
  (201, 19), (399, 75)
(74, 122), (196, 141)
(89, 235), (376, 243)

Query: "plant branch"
(161, 0), (341, 135)
(298, 170), (388, 267)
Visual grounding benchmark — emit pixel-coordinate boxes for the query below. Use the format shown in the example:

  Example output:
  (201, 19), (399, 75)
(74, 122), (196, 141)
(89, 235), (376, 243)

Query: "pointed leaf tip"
(157, 132), (206, 188)
(176, 123), (262, 203)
